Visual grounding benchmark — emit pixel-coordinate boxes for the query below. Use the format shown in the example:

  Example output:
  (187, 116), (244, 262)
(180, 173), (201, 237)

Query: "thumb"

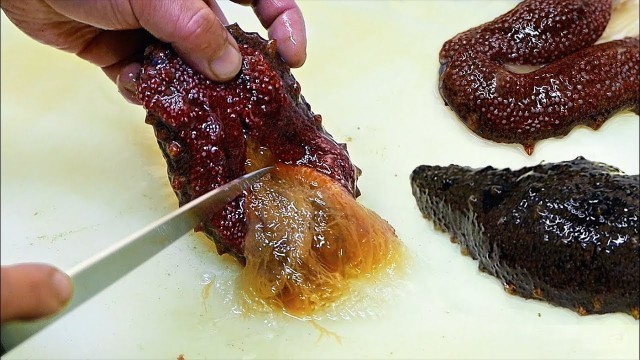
(0, 264), (73, 323)
(130, 0), (242, 81)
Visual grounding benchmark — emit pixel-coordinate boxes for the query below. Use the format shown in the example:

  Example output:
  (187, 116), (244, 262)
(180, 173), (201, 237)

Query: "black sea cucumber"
(411, 157), (639, 318)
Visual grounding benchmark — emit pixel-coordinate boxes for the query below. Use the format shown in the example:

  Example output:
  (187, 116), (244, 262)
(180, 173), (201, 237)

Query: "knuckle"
(181, 7), (222, 46)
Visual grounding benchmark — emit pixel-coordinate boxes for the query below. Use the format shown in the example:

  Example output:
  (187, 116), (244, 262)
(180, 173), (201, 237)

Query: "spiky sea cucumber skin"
(137, 25), (358, 259)
(440, 38), (639, 153)
(438, 0), (639, 153)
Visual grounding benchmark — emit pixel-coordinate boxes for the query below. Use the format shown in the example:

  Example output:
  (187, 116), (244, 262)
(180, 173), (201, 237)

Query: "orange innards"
(240, 164), (404, 315)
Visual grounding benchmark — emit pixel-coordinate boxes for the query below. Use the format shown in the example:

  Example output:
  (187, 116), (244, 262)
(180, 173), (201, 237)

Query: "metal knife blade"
(1, 166), (271, 351)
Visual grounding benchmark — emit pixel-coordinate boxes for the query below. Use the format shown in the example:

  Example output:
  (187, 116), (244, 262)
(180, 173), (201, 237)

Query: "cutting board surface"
(2, 1), (639, 359)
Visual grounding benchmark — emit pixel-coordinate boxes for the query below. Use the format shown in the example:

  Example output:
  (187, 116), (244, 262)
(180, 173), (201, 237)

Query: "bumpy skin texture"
(440, 0), (612, 65)
(137, 24), (358, 260)
(411, 157), (639, 318)
(441, 38), (640, 153)
(439, 0), (640, 154)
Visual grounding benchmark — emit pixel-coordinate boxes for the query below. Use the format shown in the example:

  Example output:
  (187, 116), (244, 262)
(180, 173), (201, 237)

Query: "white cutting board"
(1, 1), (638, 359)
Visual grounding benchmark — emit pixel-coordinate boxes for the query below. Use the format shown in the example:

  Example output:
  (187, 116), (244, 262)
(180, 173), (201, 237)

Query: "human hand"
(1, 264), (73, 323)
(0, 0), (306, 103)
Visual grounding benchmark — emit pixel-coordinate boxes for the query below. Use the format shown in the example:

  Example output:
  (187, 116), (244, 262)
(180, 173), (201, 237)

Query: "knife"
(1, 167), (272, 351)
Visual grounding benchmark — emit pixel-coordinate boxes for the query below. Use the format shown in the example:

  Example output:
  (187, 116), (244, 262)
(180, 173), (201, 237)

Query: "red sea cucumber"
(440, 0), (613, 65)
(440, 38), (639, 153)
(136, 25), (403, 314)
(439, 0), (639, 154)
(137, 25), (358, 259)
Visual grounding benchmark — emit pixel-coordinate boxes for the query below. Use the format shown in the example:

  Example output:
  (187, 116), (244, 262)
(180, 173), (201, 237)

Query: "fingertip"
(50, 270), (73, 306)
(252, 0), (307, 67)
(286, 45), (306, 68)
(115, 62), (143, 105)
(273, 32), (306, 68)
(207, 37), (243, 81)
(1, 264), (73, 322)
(282, 48), (306, 68)
(268, 23), (307, 68)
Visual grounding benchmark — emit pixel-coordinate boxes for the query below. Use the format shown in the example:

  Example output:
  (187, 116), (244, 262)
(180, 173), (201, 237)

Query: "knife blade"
(1, 167), (271, 351)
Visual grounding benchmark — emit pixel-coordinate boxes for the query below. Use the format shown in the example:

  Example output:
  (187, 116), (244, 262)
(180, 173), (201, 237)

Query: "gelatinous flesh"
(439, 0), (640, 153)
(137, 25), (402, 314)
(410, 157), (639, 318)
(243, 164), (402, 315)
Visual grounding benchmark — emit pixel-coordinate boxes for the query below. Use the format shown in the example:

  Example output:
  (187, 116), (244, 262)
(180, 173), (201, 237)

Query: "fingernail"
(116, 63), (142, 105)
(51, 270), (73, 304)
(118, 83), (141, 105)
(210, 44), (242, 81)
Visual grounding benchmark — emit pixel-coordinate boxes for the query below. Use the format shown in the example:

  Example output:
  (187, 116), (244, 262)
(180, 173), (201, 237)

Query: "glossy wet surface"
(1, 1), (639, 358)
(439, 0), (639, 152)
(411, 157), (639, 318)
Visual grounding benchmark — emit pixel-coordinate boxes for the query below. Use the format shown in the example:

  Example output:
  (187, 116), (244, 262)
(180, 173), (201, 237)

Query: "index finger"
(235, 0), (307, 67)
